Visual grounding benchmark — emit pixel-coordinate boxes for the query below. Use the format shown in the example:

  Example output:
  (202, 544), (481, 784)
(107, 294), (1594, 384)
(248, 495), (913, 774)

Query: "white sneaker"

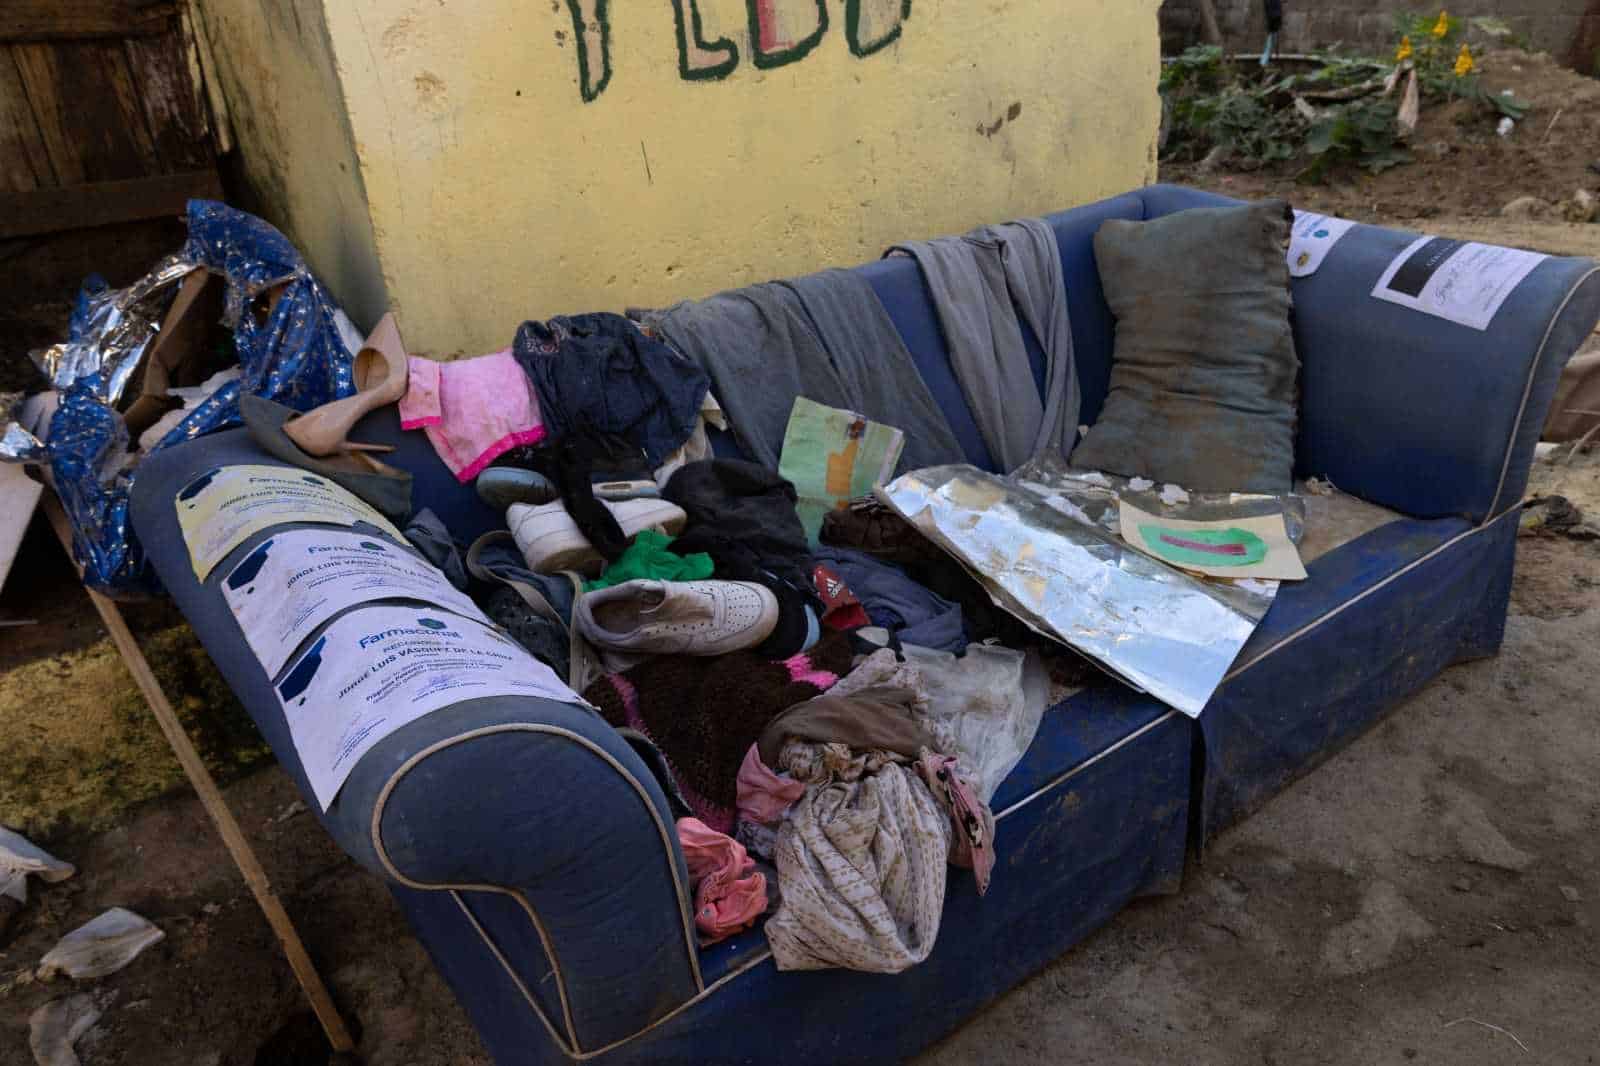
(574, 579), (779, 656)
(509, 498), (687, 574)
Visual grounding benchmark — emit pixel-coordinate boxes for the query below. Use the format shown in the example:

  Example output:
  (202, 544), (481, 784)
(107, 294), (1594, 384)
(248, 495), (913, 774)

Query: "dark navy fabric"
(1139, 184), (1600, 521)
(127, 186), (1600, 1065)
(1198, 510), (1518, 840)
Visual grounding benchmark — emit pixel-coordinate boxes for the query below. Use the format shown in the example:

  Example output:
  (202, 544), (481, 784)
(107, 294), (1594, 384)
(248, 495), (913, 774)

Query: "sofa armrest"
(128, 430), (703, 1055)
(1139, 184), (1600, 522)
(329, 696), (704, 1054)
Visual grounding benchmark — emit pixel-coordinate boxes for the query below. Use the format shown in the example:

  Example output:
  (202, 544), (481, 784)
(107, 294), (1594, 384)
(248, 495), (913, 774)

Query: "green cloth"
(585, 529), (714, 592)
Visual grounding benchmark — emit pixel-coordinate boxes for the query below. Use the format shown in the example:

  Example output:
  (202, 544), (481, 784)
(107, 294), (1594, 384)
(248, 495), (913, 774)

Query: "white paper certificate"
(1371, 237), (1547, 331)
(176, 464), (404, 580)
(1288, 211), (1356, 277)
(276, 606), (581, 810)
(223, 529), (488, 675)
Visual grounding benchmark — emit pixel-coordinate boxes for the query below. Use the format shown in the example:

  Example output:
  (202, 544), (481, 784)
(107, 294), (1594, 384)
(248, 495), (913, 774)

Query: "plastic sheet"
(28, 994), (101, 1066)
(35, 907), (164, 981)
(878, 464), (1262, 717)
(900, 642), (1049, 803)
(44, 200), (355, 594)
(0, 828), (75, 903)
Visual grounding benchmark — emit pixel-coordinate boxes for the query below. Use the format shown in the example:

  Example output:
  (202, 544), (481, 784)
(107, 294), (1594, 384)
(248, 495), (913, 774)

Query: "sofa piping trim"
(1221, 507), (1516, 683)
(370, 723), (706, 1053)
(448, 890), (575, 1055)
(994, 708), (1181, 821)
(1488, 265), (1600, 518)
(464, 705), (1179, 1061)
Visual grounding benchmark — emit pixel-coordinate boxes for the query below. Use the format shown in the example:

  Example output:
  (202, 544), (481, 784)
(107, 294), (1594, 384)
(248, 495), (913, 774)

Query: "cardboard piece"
(123, 269), (233, 438)
(1119, 500), (1307, 581)
(0, 464), (43, 593)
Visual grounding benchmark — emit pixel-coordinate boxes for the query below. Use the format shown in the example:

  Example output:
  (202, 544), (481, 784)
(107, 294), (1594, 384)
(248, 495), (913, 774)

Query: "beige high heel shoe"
(283, 312), (410, 457)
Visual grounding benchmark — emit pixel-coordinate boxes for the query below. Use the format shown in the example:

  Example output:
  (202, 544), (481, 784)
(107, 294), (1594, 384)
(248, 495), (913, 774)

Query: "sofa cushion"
(1072, 198), (1299, 494)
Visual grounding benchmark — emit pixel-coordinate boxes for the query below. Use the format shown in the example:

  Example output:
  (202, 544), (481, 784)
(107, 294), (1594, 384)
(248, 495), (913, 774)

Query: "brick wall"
(1161, 0), (1600, 73)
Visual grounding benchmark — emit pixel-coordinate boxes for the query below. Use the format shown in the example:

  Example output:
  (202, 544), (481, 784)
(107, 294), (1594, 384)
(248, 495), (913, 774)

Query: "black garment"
(663, 458), (819, 657)
(403, 508), (468, 590)
(483, 586), (569, 679)
(513, 312), (708, 467)
(1264, 0), (1283, 33)
(663, 459), (811, 591)
(491, 428), (654, 564)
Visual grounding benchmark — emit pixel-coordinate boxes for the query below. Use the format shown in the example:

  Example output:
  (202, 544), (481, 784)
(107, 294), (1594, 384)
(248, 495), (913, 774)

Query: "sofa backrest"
(366, 184), (1600, 537)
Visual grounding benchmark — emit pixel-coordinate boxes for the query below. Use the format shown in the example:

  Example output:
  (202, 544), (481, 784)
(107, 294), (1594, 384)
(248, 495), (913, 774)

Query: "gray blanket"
(650, 269), (965, 473)
(888, 218), (1080, 472)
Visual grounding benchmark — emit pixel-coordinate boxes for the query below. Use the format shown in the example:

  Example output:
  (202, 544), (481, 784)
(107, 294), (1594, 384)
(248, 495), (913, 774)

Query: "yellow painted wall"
(237, 0), (1161, 354)
(193, 0), (388, 328)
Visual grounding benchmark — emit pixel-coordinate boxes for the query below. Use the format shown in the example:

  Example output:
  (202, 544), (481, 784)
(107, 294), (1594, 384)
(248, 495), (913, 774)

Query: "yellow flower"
(1454, 43), (1474, 76)
(1396, 35), (1414, 61)
(1431, 11), (1450, 38)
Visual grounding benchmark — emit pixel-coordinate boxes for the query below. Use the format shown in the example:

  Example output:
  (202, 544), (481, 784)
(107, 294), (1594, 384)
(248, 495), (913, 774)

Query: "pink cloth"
(398, 349), (546, 483)
(677, 817), (767, 944)
(736, 743), (805, 826)
(917, 752), (996, 897)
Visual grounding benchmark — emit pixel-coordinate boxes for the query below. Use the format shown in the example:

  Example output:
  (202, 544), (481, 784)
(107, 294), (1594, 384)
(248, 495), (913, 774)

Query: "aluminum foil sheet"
(1011, 459), (1305, 623)
(878, 465), (1263, 717)
(30, 256), (197, 406)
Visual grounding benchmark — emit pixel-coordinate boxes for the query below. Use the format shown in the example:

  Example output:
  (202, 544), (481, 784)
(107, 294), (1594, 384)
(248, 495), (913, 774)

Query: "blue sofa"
(129, 185), (1600, 1064)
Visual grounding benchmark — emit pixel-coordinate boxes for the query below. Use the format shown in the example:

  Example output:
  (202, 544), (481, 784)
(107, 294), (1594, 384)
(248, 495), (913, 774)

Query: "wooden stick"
(1194, 0), (1225, 45)
(42, 493), (355, 1054)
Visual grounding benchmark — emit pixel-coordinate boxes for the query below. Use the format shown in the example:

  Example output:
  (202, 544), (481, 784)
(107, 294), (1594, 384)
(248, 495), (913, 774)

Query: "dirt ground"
(3, 47), (1600, 1066)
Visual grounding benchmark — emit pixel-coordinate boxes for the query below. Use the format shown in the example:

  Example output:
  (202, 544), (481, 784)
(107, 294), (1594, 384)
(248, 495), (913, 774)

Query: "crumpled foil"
(45, 199), (356, 595)
(1, 422), (44, 463)
(0, 391), (43, 463)
(30, 256), (197, 406)
(878, 464), (1263, 717)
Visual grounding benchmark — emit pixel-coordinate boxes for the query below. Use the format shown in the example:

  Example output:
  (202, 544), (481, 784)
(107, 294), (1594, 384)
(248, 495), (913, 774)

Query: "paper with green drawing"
(1118, 500), (1306, 581)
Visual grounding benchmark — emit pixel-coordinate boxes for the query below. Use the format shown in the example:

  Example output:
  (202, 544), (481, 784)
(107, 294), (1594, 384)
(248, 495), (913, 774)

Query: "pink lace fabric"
(398, 349), (546, 482)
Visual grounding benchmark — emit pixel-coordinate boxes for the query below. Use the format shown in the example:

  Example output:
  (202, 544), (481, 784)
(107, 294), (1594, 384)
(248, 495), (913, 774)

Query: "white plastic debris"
(1534, 442), (1560, 463)
(1159, 483), (1191, 506)
(1042, 494), (1094, 526)
(1497, 117), (1515, 137)
(136, 366), (242, 452)
(36, 908), (164, 981)
(1128, 476), (1155, 491)
(1, 828), (75, 904)
(29, 994), (101, 1066)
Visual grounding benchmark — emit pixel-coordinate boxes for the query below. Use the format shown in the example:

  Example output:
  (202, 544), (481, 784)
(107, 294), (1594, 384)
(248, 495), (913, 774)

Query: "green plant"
(1302, 99), (1412, 181)
(1159, 10), (1533, 183)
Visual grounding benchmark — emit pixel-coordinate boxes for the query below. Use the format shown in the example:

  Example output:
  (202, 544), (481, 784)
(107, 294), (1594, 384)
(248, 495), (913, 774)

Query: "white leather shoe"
(509, 498), (686, 574)
(574, 579), (778, 656)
